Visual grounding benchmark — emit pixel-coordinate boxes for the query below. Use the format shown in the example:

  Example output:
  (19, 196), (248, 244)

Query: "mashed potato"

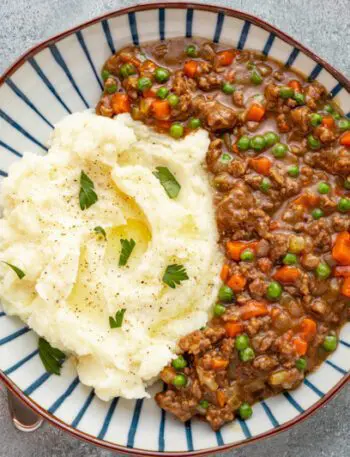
(0, 112), (223, 400)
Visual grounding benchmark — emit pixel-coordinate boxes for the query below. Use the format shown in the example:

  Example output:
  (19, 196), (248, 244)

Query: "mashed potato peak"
(0, 112), (223, 400)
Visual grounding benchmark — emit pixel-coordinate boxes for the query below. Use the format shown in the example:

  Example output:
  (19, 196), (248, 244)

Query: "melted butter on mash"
(0, 112), (223, 400)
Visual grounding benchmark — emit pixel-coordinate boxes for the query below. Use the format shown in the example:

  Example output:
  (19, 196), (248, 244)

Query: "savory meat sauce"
(97, 37), (350, 430)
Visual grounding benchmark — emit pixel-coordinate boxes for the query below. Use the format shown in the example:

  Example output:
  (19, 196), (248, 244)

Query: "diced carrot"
(271, 308), (281, 320)
(273, 266), (301, 284)
(225, 321), (243, 337)
(321, 116), (335, 129)
(220, 264), (230, 282)
(227, 274), (247, 292)
(250, 157), (272, 176)
(292, 193), (319, 208)
(143, 89), (156, 98)
(340, 131), (350, 146)
(269, 220), (280, 231)
(151, 99), (171, 120)
(288, 80), (301, 92)
(211, 359), (229, 371)
(226, 241), (246, 261)
(341, 277), (350, 297)
(140, 60), (157, 72)
(232, 143), (240, 154)
(334, 266), (350, 277)
(332, 231), (350, 265)
(246, 104), (266, 122)
(120, 53), (141, 68)
(293, 337), (308, 356)
(240, 300), (269, 320)
(155, 120), (172, 131)
(184, 60), (198, 78)
(216, 390), (227, 407)
(217, 50), (235, 66)
(111, 93), (131, 114)
(300, 318), (317, 342)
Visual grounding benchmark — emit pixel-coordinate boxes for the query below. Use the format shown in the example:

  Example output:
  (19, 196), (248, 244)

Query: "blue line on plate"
(263, 32), (276, 56)
(48, 377), (80, 414)
(71, 389), (95, 428)
(185, 420), (194, 451)
(128, 12), (139, 46)
(216, 430), (224, 446)
(159, 8), (165, 41)
(158, 408), (166, 451)
(0, 139), (23, 158)
(261, 400), (279, 427)
(285, 47), (299, 67)
(76, 31), (103, 90)
(4, 349), (39, 376)
(213, 12), (225, 43)
(308, 63), (323, 81)
(0, 312), (5, 317)
(24, 372), (51, 396)
(0, 169), (8, 177)
(304, 378), (324, 397)
(326, 360), (347, 375)
(237, 417), (252, 438)
(283, 392), (304, 413)
(98, 397), (119, 439)
(127, 399), (144, 447)
(329, 82), (343, 98)
(101, 20), (115, 54)
(0, 327), (30, 346)
(340, 339), (350, 348)
(237, 21), (251, 50)
(186, 9), (194, 38)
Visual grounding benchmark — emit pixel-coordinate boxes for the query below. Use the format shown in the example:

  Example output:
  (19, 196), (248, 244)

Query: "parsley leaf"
(38, 337), (66, 375)
(119, 239), (136, 266)
(162, 264), (189, 288)
(109, 309), (126, 329)
(153, 167), (181, 199)
(2, 262), (25, 279)
(94, 226), (107, 240)
(79, 171), (98, 210)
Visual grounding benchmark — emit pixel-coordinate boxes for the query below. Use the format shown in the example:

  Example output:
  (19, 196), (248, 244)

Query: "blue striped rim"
(98, 397), (119, 439)
(71, 389), (95, 428)
(237, 21), (251, 50)
(213, 12), (225, 43)
(283, 392), (304, 413)
(0, 110), (48, 152)
(4, 349), (39, 376)
(261, 400), (279, 427)
(285, 47), (299, 67)
(0, 327), (30, 346)
(329, 82), (343, 98)
(340, 339), (350, 348)
(216, 430), (224, 446)
(263, 32), (276, 56)
(128, 12), (139, 46)
(127, 399), (143, 448)
(347, 112), (350, 118)
(308, 63), (323, 81)
(158, 408), (166, 451)
(49, 45), (89, 109)
(6, 79), (54, 129)
(326, 360), (347, 375)
(304, 379), (324, 397)
(28, 57), (72, 114)
(0, 139), (23, 157)
(185, 420), (193, 451)
(0, 312), (5, 317)
(186, 9), (193, 38)
(101, 20), (115, 54)
(76, 31), (103, 90)
(159, 8), (165, 41)
(237, 417), (252, 438)
(24, 372), (51, 396)
(48, 377), (80, 414)
(0, 169), (8, 177)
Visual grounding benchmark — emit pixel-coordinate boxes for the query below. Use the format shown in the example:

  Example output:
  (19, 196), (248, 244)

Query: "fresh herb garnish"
(94, 226), (107, 240)
(38, 337), (66, 375)
(153, 167), (181, 199)
(2, 262), (25, 279)
(109, 309), (126, 329)
(162, 264), (189, 288)
(119, 239), (136, 266)
(79, 171), (98, 210)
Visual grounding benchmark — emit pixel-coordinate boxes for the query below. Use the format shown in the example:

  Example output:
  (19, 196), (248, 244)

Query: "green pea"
(251, 135), (266, 151)
(315, 262), (331, 280)
(333, 112), (341, 120)
(199, 400), (209, 409)
(344, 178), (350, 190)
(218, 285), (234, 303)
(213, 303), (226, 317)
(307, 134), (321, 150)
(235, 334), (250, 351)
(120, 63), (136, 78)
(186, 44), (197, 57)
(167, 94), (179, 107)
(310, 113), (323, 126)
(240, 347), (255, 362)
(324, 104), (334, 113)
(156, 87), (169, 99)
(250, 69), (263, 85)
(137, 77), (152, 92)
(279, 86), (294, 99)
(155, 67), (170, 83)
(239, 402), (253, 420)
(311, 208), (324, 220)
(173, 374), (187, 388)
(170, 123), (184, 139)
(337, 118), (350, 131)
(101, 69), (110, 81)
(293, 92), (305, 105)
(240, 249), (255, 261)
(288, 165), (300, 177)
(220, 153), (232, 163)
(266, 281), (283, 300)
(106, 83), (118, 94)
(283, 253), (297, 265)
(272, 143), (288, 158)
(264, 131), (280, 147)
(295, 357), (307, 371)
(222, 82), (235, 94)
(188, 117), (201, 129)
(317, 182), (330, 194)
(337, 197), (350, 212)
(322, 335), (337, 352)
(260, 177), (271, 193)
(172, 355), (187, 370)
(237, 135), (251, 151)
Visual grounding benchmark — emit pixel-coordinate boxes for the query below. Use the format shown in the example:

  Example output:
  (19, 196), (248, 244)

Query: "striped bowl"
(0, 2), (349, 455)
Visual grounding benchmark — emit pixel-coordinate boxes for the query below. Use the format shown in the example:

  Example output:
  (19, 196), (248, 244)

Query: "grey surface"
(0, 0), (349, 456)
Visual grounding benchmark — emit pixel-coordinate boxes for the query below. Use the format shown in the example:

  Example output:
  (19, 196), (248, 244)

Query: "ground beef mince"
(96, 38), (350, 430)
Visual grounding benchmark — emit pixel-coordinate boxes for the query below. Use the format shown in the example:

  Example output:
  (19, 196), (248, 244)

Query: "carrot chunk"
(332, 232), (350, 265)
(227, 274), (247, 292)
(340, 131), (350, 146)
(292, 193), (319, 208)
(246, 104), (266, 122)
(341, 277), (350, 297)
(300, 318), (317, 342)
(240, 300), (269, 320)
(111, 93), (131, 114)
(273, 266), (301, 284)
(288, 79), (301, 92)
(293, 337), (308, 356)
(226, 241), (246, 261)
(321, 116), (335, 129)
(211, 359), (229, 371)
(184, 60), (198, 78)
(216, 390), (227, 407)
(217, 50), (235, 66)
(250, 157), (272, 176)
(224, 321), (243, 337)
(151, 99), (170, 120)
(334, 266), (350, 277)
(220, 264), (230, 282)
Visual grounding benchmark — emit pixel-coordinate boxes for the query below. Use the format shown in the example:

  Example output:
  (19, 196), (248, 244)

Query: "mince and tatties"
(97, 37), (349, 430)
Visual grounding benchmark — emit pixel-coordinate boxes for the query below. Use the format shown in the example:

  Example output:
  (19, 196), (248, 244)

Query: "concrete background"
(0, 0), (349, 456)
